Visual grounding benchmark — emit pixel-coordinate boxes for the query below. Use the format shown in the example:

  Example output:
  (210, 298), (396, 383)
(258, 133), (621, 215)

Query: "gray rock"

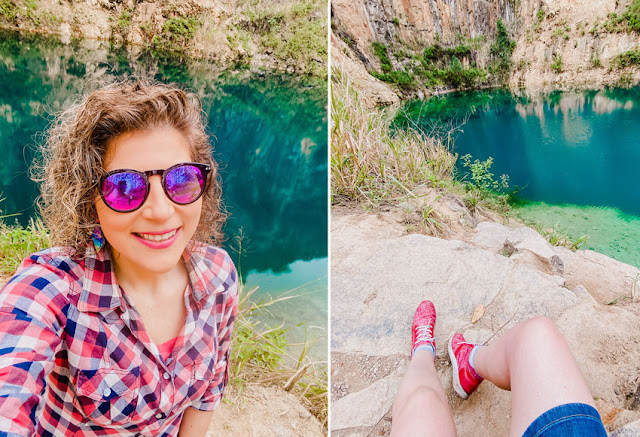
(331, 371), (401, 430)
(610, 419), (640, 436)
(472, 221), (513, 250)
(504, 227), (565, 275)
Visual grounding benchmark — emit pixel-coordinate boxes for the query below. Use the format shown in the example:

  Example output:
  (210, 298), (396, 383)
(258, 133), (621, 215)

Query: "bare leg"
(472, 316), (594, 437)
(390, 351), (457, 437)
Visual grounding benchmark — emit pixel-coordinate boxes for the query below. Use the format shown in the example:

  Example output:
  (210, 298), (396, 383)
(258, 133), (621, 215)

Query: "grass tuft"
(331, 67), (456, 204)
(0, 202), (50, 279)
(228, 282), (327, 427)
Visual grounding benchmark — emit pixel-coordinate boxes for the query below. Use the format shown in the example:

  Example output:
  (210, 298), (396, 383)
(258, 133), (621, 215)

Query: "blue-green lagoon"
(399, 88), (640, 267)
(0, 30), (327, 359)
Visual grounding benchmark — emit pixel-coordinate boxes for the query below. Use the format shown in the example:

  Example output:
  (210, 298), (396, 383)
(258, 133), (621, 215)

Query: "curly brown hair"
(33, 79), (225, 257)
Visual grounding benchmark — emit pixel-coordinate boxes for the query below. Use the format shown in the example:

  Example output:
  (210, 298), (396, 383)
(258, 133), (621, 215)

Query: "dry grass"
(331, 67), (457, 205)
(227, 282), (327, 429)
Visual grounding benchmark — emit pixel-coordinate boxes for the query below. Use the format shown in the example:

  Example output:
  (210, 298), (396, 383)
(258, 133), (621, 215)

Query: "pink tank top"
(158, 337), (178, 361)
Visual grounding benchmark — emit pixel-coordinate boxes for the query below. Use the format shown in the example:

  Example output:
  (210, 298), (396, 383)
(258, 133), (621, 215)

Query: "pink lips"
(132, 228), (181, 249)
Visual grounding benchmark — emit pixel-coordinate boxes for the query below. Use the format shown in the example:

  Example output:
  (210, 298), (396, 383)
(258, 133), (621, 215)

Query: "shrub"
(614, 48), (640, 68)
(152, 17), (199, 54)
(489, 20), (516, 79)
(551, 54), (563, 73)
(372, 70), (415, 89)
(118, 9), (132, 32)
(372, 41), (392, 73)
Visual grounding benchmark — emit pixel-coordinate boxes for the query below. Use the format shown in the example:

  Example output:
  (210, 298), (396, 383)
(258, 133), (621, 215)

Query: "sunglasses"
(96, 162), (211, 213)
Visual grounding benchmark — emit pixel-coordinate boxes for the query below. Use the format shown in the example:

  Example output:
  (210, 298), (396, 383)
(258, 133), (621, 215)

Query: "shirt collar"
(78, 246), (123, 313)
(78, 242), (222, 313)
(182, 241), (219, 307)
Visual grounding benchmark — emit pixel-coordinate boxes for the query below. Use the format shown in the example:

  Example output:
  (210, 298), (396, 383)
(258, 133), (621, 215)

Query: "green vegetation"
(488, 20), (515, 80)
(552, 24), (571, 40)
(372, 41), (487, 90)
(331, 67), (456, 203)
(391, 17), (399, 26)
(525, 223), (589, 251)
(229, 281), (327, 427)
(235, 0), (327, 75)
(591, 52), (603, 68)
(118, 9), (132, 32)
(614, 48), (640, 68)
(459, 154), (510, 212)
(372, 41), (392, 73)
(0, 216), (49, 278)
(0, 0), (327, 77)
(368, 19), (514, 92)
(603, 0), (640, 33)
(0, 0), (18, 22)
(152, 16), (200, 55)
(551, 54), (563, 73)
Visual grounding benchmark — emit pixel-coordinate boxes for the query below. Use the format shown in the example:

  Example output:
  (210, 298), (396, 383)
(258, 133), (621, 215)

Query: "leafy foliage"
(489, 20), (515, 80)
(614, 49), (640, 68)
(551, 54), (563, 73)
(603, 0), (640, 33)
(372, 41), (392, 73)
(151, 17), (199, 55)
(461, 154), (509, 195)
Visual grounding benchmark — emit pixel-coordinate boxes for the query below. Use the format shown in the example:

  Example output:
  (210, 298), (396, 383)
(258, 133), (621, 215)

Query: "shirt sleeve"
(191, 250), (238, 411)
(0, 257), (70, 436)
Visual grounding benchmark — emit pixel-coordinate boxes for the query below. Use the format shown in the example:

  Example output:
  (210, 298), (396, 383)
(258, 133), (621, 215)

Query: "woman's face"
(95, 127), (203, 276)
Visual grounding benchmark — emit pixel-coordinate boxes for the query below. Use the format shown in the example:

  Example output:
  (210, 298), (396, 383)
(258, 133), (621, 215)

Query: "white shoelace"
(415, 325), (438, 343)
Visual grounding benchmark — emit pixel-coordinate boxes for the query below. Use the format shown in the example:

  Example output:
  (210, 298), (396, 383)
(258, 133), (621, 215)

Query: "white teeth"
(137, 229), (177, 242)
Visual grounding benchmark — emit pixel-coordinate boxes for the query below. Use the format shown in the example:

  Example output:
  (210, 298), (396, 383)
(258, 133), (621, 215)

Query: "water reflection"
(0, 29), (328, 283)
(398, 86), (640, 266)
(398, 87), (640, 216)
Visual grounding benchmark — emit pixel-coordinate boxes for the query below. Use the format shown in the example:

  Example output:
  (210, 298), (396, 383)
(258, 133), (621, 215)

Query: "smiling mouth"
(134, 229), (178, 242)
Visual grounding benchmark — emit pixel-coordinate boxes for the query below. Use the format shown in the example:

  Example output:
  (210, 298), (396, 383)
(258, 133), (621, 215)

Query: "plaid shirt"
(0, 242), (238, 436)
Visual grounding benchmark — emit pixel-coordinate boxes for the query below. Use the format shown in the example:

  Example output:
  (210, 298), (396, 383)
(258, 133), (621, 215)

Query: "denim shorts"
(522, 403), (607, 437)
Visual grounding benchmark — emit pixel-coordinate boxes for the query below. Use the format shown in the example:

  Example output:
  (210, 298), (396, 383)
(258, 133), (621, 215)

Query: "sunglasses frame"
(96, 162), (211, 213)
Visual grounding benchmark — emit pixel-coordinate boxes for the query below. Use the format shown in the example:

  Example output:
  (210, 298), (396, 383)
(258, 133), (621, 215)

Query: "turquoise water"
(399, 88), (640, 267)
(0, 30), (327, 356)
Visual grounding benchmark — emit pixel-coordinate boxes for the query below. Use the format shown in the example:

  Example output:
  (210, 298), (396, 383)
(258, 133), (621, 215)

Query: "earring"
(91, 226), (105, 253)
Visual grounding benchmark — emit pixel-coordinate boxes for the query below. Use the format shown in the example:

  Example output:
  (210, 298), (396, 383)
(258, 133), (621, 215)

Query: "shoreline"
(0, 0), (327, 78)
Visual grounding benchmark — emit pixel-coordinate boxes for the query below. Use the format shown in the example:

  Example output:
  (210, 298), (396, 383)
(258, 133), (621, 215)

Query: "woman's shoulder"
(3, 246), (85, 296)
(187, 242), (235, 273)
(185, 242), (238, 300)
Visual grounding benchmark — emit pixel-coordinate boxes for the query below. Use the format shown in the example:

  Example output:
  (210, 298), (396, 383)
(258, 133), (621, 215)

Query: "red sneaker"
(411, 300), (437, 358)
(448, 333), (484, 399)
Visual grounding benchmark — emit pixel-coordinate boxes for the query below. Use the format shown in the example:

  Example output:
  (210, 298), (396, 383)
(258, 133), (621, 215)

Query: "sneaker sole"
(448, 336), (469, 400)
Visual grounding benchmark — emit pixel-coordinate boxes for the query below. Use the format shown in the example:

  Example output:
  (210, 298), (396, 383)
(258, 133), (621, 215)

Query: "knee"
(401, 386), (446, 412)
(518, 315), (565, 347)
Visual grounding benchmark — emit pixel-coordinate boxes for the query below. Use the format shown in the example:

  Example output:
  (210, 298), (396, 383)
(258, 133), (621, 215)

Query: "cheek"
(184, 201), (203, 232)
(95, 201), (131, 240)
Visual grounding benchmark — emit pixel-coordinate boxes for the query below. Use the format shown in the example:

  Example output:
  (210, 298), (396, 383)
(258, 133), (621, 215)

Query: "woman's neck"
(112, 253), (188, 298)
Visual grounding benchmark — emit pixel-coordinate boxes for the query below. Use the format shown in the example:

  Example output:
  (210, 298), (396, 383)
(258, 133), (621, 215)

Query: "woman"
(0, 80), (238, 436)
(391, 300), (607, 436)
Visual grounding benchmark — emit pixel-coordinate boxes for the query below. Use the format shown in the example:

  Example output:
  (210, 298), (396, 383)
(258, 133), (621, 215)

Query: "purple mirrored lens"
(165, 165), (204, 204)
(102, 172), (147, 211)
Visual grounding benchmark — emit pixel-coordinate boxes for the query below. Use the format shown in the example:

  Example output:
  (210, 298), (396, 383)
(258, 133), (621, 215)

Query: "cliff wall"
(332, 0), (640, 104)
(0, 0), (327, 76)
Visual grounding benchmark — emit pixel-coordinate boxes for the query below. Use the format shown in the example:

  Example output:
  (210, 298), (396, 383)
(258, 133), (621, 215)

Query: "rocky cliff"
(332, 0), (640, 104)
(0, 0), (327, 75)
(331, 206), (640, 436)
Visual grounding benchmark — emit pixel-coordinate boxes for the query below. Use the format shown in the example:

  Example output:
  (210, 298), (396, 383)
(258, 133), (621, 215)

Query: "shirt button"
(155, 413), (163, 419)
(103, 388), (112, 397)
(163, 372), (170, 380)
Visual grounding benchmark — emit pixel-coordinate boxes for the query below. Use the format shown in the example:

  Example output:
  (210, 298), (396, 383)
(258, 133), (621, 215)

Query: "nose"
(141, 175), (174, 220)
